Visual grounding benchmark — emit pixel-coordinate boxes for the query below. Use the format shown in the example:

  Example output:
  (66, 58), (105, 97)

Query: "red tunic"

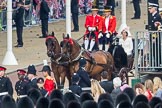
(84, 14), (102, 41)
(99, 15), (116, 34)
(43, 77), (56, 95)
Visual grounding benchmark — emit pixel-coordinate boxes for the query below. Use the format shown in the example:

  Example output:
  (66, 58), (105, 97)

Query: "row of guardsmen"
(0, 64), (56, 103)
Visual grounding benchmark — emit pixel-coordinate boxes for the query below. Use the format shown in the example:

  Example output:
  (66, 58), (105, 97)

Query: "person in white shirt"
(119, 30), (133, 68)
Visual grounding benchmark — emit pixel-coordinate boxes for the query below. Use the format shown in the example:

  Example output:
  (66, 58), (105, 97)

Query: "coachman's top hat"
(0, 66), (6, 71)
(104, 6), (112, 12)
(17, 69), (26, 75)
(27, 64), (37, 75)
(91, 6), (99, 11)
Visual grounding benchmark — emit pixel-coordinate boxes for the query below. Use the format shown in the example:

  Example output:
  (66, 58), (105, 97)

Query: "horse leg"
(59, 70), (66, 89)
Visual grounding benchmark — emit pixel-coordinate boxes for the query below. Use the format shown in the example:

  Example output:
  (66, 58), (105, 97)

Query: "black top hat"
(148, 2), (158, 9)
(27, 65), (37, 75)
(72, 74), (80, 83)
(79, 57), (86, 67)
(104, 6), (112, 12)
(40, 65), (51, 72)
(91, 6), (99, 11)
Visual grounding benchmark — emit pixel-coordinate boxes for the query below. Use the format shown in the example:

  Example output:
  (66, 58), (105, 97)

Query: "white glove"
(91, 27), (96, 31)
(106, 33), (110, 38)
(88, 27), (92, 31)
(98, 32), (103, 38)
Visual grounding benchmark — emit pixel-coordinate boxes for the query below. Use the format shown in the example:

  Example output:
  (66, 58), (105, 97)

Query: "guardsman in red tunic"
(98, 6), (117, 51)
(40, 65), (56, 96)
(84, 6), (101, 51)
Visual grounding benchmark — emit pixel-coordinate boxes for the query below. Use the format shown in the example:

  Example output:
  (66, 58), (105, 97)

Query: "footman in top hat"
(0, 66), (13, 103)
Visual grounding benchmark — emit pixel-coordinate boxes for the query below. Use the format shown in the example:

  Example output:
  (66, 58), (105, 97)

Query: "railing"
(134, 31), (162, 77)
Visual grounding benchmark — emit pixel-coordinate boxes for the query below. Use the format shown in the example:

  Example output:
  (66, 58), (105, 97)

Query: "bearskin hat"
(67, 100), (81, 108)
(49, 99), (65, 108)
(36, 97), (49, 108)
(1, 95), (16, 108)
(98, 100), (114, 108)
(116, 101), (132, 108)
(17, 97), (34, 108)
(27, 88), (42, 105)
(149, 97), (162, 108)
(115, 93), (131, 107)
(63, 92), (78, 106)
(132, 94), (148, 107)
(50, 89), (63, 101)
(123, 87), (136, 102)
(98, 93), (114, 104)
(80, 92), (94, 104)
(82, 100), (98, 108)
(134, 102), (150, 108)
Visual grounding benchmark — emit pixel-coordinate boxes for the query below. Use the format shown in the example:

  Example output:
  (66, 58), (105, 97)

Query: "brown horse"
(45, 32), (71, 89)
(61, 35), (114, 80)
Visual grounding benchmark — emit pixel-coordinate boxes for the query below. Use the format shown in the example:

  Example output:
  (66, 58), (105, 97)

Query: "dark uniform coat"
(15, 79), (29, 96)
(69, 83), (82, 96)
(15, 5), (24, 46)
(77, 67), (91, 88)
(28, 78), (38, 90)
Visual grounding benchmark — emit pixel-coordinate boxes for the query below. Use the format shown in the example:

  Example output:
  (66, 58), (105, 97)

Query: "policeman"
(98, 6), (116, 51)
(15, 69), (29, 100)
(77, 57), (91, 88)
(0, 66), (13, 103)
(84, 6), (101, 51)
(14, 1), (24, 47)
(27, 64), (38, 89)
(148, 3), (162, 70)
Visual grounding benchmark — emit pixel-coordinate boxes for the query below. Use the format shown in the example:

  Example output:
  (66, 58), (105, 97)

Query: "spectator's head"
(116, 101), (132, 108)
(80, 92), (94, 104)
(113, 77), (122, 89)
(101, 71), (108, 80)
(132, 94), (148, 107)
(17, 97), (34, 108)
(82, 100), (98, 108)
(63, 92), (78, 107)
(123, 87), (136, 102)
(145, 79), (153, 92)
(1, 95), (16, 108)
(27, 88), (42, 105)
(91, 79), (105, 97)
(153, 77), (162, 94)
(134, 102), (151, 108)
(98, 93), (114, 104)
(98, 100), (114, 108)
(149, 97), (162, 108)
(121, 29), (128, 38)
(154, 102), (162, 108)
(67, 101), (81, 108)
(134, 83), (145, 95)
(36, 97), (49, 108)
(115, 93), (131, 107)
(49, 99), (65, 108)
(50, 89), (63, 101)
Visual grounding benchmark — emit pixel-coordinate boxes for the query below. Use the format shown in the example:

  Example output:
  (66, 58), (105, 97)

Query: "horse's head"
(60, 34), (74, 58)
(45, 32), (60, 58)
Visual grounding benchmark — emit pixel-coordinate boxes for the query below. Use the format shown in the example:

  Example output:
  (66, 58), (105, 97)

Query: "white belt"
(0, 92), (8, 96)
(82, 87), (91, 91)
(18, 95), (27, 98)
